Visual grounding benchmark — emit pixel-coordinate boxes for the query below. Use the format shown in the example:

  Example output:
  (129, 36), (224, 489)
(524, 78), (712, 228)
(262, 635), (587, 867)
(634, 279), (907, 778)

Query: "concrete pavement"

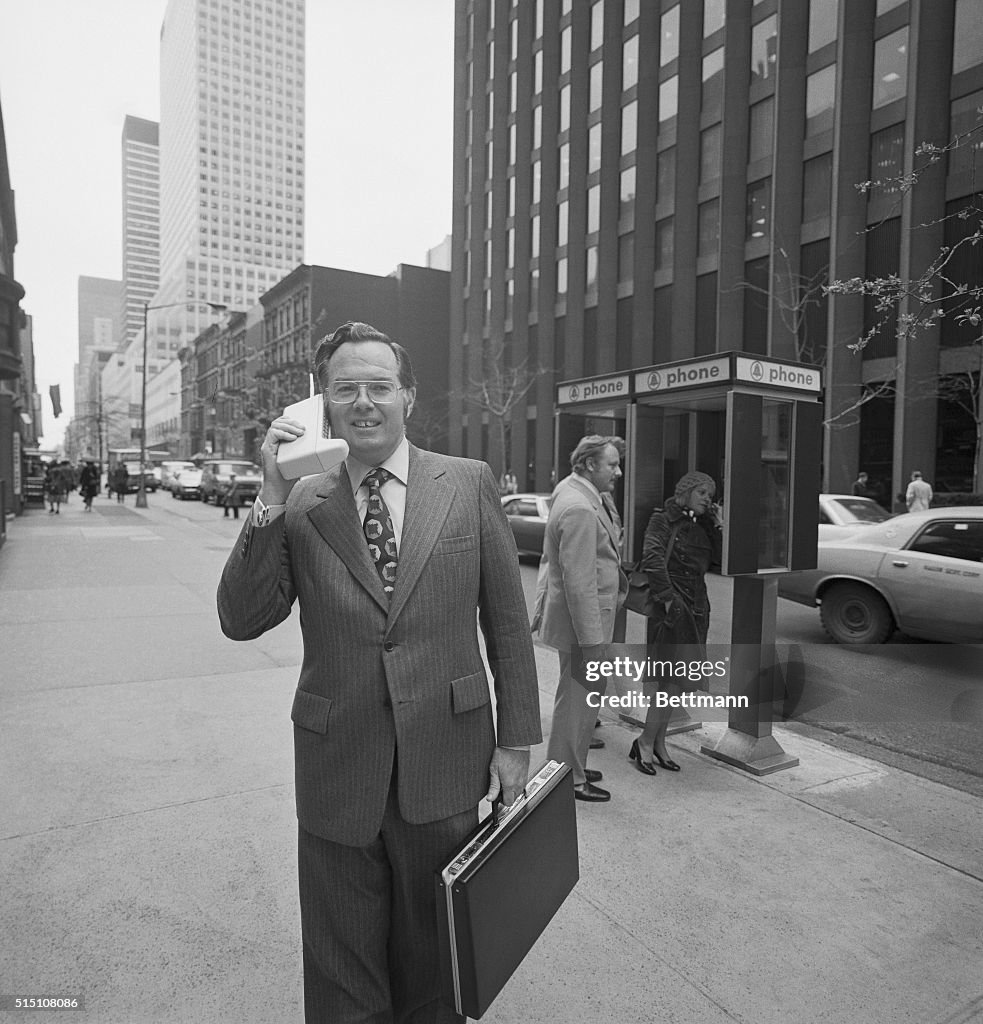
(1, 497), (981, 1023)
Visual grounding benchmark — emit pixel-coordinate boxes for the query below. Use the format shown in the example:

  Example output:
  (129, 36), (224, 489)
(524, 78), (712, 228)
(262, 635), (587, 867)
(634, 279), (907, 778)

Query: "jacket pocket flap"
(436, 534), (476, 553)
(291, 689), (331, 734)
(451, 671), (491, 713)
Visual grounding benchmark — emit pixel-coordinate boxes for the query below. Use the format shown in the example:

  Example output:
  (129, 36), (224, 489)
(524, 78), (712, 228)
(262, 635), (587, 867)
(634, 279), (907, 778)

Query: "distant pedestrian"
(499, 469), (517, 495)
(222, 473), (240, 519)
(112, 464), (129, 504)
(906, 470), (933, 512)
(44, 464), (66, 514)
(851, 471), (878, 501)
(79, 460), (99, 512)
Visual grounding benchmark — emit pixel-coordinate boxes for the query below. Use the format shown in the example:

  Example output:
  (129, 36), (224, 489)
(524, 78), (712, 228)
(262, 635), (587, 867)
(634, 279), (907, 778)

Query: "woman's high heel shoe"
(652, 750), (681, 772)
(628, 739), (657, 776)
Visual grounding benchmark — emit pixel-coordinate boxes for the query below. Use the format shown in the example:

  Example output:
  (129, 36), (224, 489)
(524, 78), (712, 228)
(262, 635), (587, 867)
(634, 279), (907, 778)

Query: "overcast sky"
(0, 0), (455, 447)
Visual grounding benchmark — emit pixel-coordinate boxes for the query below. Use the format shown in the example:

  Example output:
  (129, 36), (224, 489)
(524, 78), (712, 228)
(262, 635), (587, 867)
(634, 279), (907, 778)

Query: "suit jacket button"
(384, 640), (395, 652)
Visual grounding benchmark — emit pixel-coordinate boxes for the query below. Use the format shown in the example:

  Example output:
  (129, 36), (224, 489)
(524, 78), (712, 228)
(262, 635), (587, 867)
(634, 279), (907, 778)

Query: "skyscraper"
(76, 275), (123, 457)
(451, 0), (983, 500)
(120, 116), (160, 350)
(155, 0), (306, 344)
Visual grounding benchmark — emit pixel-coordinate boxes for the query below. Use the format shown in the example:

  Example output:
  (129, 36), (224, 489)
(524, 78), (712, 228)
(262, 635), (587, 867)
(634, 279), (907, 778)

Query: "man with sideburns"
(534, 435), (628, 803)
(218, 321), (542, 1023)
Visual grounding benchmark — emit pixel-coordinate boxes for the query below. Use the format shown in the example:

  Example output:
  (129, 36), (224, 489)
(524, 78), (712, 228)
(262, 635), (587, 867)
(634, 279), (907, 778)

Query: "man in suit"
(218, 321), (542, 1023)
(534, 436), (627, 803)
(906, 470), (933, 511)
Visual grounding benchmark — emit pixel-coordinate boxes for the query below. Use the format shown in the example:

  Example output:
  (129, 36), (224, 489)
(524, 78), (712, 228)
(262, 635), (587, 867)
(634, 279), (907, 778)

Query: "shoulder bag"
(624, 517), (683, 618)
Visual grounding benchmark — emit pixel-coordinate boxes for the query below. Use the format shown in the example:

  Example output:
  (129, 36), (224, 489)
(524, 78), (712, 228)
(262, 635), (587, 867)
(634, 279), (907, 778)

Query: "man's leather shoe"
(584, 768), (603, 783)
(574, 781), (611, 802)
(589, 737), (605, 749)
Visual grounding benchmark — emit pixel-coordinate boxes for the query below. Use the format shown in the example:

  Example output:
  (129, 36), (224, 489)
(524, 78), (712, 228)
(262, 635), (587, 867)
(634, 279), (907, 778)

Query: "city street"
(2, 495), (982, 1024)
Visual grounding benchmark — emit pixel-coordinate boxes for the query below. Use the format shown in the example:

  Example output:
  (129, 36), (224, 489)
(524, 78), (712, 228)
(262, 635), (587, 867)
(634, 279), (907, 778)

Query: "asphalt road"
(512, 557), (983, 798)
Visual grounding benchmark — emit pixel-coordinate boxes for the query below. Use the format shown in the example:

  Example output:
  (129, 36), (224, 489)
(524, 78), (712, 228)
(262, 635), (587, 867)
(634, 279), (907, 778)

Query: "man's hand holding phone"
(259, 416), (306, 505)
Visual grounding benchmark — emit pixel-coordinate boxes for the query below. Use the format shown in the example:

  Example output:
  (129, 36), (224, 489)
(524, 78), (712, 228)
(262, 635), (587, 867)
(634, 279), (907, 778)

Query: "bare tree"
(735, 244), (831, 366)
(824, 115), (983, 488)
(465, 340), (552, 477)
(406, 397), (450, 452)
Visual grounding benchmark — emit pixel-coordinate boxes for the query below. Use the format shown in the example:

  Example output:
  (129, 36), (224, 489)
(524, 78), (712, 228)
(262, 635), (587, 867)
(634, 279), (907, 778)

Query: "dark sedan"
(501, 493), (551, 560)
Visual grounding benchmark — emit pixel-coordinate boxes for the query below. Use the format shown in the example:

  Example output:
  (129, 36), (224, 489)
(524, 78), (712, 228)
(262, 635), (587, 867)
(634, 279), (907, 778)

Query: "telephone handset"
(275, 395), (349, 480)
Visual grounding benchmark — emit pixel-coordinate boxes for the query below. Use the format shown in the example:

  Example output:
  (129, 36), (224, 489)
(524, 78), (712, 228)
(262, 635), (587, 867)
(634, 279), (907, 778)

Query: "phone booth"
(554, 353), (823, 774)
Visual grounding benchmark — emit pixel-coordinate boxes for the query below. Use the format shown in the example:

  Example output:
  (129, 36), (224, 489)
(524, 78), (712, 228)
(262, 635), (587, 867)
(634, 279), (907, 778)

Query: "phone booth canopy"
(554, 352), (823, 575)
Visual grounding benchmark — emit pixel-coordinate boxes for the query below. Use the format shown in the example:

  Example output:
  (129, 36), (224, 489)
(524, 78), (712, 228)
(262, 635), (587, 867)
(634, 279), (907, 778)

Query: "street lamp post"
(138, 300), (227, 509)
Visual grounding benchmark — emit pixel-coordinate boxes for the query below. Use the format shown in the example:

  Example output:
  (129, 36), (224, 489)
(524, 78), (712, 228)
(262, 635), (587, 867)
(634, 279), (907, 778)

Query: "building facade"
(451, 0), (983, 501)
(179, 262), (451, 462)
(0, 97), (26, 522)
(74, 276), (122, 460)
(154, 0), (306, 347)
(0, 95), (40, 524)
(120, 116), (161, 350)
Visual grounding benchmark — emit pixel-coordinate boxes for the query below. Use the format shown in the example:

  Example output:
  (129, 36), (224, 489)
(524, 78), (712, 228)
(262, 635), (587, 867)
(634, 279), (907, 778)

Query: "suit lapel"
(600, 493), (622, 552)
(307, 464), (388, 611)
(387, 445), (453, 624)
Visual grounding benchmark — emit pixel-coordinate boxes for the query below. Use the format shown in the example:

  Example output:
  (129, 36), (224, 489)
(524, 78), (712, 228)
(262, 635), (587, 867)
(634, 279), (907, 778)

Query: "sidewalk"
(1, 500), (981, 1023)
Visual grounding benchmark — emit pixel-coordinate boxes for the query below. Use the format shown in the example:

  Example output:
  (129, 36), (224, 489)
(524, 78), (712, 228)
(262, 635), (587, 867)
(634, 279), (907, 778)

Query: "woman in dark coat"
(630, 471), (723, 775)
(79, 460), (99, 512)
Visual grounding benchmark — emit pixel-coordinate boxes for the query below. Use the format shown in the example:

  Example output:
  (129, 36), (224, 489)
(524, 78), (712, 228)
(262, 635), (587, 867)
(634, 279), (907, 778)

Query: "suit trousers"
(546, 647), (601, 787)
(298, 775), (478, 1024)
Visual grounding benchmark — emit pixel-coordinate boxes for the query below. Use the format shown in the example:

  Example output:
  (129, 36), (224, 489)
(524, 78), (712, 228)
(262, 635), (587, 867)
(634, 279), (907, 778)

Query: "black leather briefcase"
(435, 760), (579, 1019)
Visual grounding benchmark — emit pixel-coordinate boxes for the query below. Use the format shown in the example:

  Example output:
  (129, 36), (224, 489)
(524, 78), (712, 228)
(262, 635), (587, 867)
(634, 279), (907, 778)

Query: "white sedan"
(818, 493), (892, 541)
(778, 507), (983, 644)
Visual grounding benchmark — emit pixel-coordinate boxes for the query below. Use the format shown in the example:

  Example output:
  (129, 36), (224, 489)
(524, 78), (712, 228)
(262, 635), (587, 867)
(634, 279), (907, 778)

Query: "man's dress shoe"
(574, 781), (611, 802)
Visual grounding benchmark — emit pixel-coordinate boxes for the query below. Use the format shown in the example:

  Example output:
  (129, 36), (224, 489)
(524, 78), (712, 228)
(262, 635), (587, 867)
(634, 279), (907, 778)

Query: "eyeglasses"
(327, 380), (403, 404)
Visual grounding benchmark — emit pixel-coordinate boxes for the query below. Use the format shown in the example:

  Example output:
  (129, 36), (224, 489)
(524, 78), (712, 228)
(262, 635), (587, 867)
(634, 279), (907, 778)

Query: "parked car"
(170, 467), (203, 500)
(501, 493), (551, 559)
(199, 459), (262, 505)
(118, 461), (157, 493)
(778, 507), (983, 644)
(818, 493), (893, 541)
(161, 461), (196, 491)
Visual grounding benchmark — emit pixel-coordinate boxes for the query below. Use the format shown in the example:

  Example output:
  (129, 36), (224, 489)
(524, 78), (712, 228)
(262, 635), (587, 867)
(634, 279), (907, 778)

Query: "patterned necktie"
(362, 468), (398, 598)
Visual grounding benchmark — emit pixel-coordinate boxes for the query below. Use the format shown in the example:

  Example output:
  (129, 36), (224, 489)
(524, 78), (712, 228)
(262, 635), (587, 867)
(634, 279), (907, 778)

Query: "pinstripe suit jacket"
(217, 445), (542, 847)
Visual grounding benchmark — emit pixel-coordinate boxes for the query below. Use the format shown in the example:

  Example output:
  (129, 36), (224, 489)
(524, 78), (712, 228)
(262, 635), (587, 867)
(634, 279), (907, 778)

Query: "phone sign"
(635, 357), (729, 393)
(735, 357), (820, 392)
(557, 375), (629, 405)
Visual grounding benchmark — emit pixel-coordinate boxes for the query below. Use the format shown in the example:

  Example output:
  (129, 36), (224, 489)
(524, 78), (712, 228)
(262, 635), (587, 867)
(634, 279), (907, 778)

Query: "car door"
(879, 518), (983, 641)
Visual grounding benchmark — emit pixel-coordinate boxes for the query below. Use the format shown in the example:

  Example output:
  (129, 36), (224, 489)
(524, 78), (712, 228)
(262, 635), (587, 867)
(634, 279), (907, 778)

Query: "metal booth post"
(555, 354), (823, 775)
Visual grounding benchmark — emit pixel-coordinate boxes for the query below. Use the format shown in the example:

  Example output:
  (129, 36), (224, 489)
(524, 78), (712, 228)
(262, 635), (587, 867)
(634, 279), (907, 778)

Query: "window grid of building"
(450, 0), (983, 496)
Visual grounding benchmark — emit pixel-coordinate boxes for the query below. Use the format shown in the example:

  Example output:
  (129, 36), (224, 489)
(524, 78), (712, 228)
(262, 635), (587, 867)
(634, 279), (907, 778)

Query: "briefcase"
(435, 760), (579, 1019)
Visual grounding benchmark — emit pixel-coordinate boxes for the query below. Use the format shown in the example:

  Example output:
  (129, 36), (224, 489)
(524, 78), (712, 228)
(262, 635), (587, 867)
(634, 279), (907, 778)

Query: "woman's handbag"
(623, 518), (683, 618)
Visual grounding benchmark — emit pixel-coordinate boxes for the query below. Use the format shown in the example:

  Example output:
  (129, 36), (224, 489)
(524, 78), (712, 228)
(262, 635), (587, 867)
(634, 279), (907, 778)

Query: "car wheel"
(819, 582), (894, 645)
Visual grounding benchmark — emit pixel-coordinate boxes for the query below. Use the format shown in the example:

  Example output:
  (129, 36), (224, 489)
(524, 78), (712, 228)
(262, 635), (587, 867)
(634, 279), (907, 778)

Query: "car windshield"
(830, 498), (891, 524)
(217, 463), (256, 475)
